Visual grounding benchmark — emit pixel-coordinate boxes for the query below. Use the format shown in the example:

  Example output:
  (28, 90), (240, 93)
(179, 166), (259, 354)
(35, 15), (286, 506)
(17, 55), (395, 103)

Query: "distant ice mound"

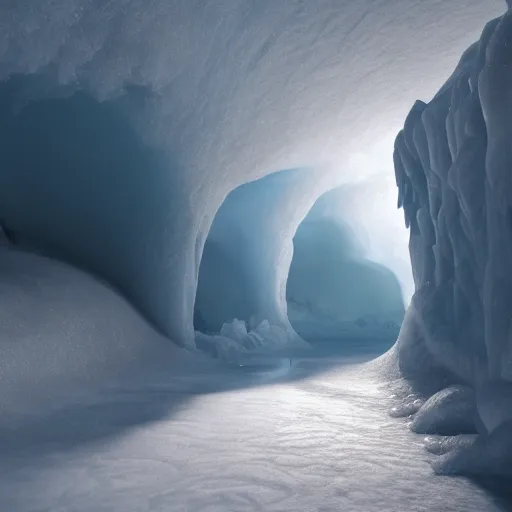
(391, 9), (512, 479)
(286, 216), (405, 342)
(195, 319), (300, 361)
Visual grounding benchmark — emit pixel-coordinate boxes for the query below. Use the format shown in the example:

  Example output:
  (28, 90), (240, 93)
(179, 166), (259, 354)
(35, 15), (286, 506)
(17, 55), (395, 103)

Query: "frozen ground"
(0, 248), (510, 511)
(1, 343), (511, 512)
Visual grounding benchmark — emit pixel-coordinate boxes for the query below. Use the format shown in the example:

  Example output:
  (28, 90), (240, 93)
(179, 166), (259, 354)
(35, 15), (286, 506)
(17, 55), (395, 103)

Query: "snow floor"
(1, 339), (511, 512)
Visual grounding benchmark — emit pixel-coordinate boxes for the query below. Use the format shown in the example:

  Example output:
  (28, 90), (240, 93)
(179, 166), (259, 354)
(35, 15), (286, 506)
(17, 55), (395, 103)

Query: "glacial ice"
(391, 6), (512, 479)
(194, 168), (332, 341)
(0, 0), (502, 348)
(1, 0), (512, 506)
(286, 213), (405, 341)
(423, 434), (477, 456)
(432, 420), (512, 478)
(195, 169), (407, 346)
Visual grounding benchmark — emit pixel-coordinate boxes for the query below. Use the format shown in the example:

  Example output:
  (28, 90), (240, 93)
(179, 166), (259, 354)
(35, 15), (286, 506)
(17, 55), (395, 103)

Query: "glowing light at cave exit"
(318, 130), (413, 305)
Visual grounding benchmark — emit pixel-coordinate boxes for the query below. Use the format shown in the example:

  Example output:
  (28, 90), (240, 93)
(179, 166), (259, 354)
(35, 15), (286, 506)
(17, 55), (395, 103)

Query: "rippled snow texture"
(0, 358), (508, 512)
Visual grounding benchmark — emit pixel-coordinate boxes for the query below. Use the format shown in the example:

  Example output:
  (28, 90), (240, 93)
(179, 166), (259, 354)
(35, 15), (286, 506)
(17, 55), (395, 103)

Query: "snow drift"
(0, 245), (186, 419)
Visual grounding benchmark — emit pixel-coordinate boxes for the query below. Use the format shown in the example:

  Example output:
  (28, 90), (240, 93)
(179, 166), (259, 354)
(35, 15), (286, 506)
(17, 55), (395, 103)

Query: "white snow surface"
(3, 362), (509, 512)
(0, 247), (510, 511)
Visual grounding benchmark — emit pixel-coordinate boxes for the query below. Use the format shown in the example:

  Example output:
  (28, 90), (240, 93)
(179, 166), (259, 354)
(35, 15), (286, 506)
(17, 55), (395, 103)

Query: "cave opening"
(193, 169), (300, 346)
(194, 170), (408, 354)
(286, 213), (405, 344)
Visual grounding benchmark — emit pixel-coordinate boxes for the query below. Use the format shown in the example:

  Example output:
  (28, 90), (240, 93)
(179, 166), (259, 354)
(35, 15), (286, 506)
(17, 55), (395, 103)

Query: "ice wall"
(0, 80), (208, 347)
(195, 168), (331, 337)
(0, 1), (503, 347)
(393, 11), (512, 387)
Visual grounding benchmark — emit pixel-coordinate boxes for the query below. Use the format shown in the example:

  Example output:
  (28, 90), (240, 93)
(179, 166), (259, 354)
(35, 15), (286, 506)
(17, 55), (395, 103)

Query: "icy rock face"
(410, 386), (477, 435)
(392, 10), (512, 478)
(394, 12), (512, 387)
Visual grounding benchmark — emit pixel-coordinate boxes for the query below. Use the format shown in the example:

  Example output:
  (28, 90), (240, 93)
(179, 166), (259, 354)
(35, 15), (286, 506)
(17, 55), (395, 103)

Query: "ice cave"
(1, 1), (512, 511)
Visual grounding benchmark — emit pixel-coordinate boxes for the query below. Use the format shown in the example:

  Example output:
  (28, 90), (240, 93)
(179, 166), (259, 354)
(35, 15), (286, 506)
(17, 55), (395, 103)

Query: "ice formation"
(302, 181), (414, 305)
(194, 168), (332, 340)
(0, 0), (502, 350)
(410, 386), (477, 436)
(1, 0), (511, 489)
(391, 6), (512, 478)
(195, 319), (292, 361)
(195, 168), (408, 347)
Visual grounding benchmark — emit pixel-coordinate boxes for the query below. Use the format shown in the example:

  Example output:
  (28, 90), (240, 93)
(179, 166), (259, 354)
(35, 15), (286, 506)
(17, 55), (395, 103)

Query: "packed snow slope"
(391, 7), (512, 479)
(0, 0), (504, 346)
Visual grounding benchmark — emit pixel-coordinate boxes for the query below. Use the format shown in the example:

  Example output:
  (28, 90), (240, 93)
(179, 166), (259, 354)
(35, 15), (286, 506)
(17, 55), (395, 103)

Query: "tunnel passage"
(286, 215), (405, 342)
(194, 169), (302, 337)
(194, 170), (407, 347)
(0, 74), (182, 338)
(194, 231), (254, 334)
(193, 167), (337, 353)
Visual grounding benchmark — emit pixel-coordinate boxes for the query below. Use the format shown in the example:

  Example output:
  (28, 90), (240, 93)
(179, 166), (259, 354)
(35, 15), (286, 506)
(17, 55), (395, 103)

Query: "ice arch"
(0, 1), (504, 350)
(194, 168), (333, 341)
(0, 76), (212, 347)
